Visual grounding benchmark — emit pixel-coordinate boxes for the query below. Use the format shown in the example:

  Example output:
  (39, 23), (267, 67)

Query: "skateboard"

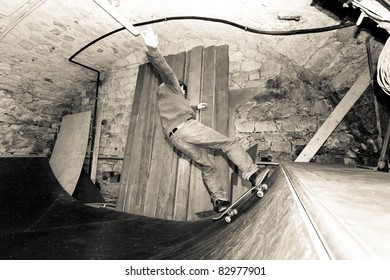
(213, 168), (270, 223)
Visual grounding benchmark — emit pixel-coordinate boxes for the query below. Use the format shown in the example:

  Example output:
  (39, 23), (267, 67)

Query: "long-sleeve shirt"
(146, 46), (195, 135)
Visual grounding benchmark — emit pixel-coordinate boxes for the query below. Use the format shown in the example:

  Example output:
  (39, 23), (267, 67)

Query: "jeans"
(169, 119), (258, 202)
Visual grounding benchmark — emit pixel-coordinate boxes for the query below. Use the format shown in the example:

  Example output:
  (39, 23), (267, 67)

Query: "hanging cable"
(377, 36), (390, 95)
(70, 17), (355, 62)
(343, 1), (390, 95)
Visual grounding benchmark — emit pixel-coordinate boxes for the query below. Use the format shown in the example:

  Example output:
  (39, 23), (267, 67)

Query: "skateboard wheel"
(231, 209), (238, 216)
(257, 190), (264, 197)
(225, 216), (232, 223)
(262, 183), (268, 191)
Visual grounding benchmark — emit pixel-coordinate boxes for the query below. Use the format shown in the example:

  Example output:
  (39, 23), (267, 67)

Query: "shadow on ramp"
(0, 157), (324, 259)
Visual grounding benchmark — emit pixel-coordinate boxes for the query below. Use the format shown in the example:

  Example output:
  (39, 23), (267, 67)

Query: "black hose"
(70, 16), (354, 63)
(134, 16), (354, 35)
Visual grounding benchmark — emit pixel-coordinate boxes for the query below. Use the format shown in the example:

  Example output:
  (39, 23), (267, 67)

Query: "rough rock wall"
(233, 73), (356, 165)
(0, 1), (100, 157)
(0, 78), (96, 156)
(93, 64), (141, 193)
(232, 28), (389, 166)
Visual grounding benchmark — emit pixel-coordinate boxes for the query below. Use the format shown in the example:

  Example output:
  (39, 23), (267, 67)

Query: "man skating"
(140, 27), (264, 212)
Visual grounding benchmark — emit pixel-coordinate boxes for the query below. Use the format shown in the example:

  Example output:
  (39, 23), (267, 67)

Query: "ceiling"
(0, 0), (389, 98)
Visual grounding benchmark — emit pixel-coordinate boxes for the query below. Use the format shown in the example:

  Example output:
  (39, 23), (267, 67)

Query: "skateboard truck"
(213, 168), (270, 224)
(223, 183), (268, 223)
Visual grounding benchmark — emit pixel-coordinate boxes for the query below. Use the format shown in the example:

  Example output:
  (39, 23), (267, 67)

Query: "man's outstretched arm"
(140, 27), (180, 90)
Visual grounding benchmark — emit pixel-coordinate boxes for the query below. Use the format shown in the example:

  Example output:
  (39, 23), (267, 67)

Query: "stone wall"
(93, 63), (142, 194)
(230, 29), (388, 166)
(0, 75), (96, 157)
(232, 72), (357, 165)
(0, 0), (99, 157)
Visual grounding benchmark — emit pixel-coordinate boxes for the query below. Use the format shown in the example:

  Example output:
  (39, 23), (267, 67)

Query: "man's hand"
(140, 27), (159, 48)
(196, 103), (208, 110)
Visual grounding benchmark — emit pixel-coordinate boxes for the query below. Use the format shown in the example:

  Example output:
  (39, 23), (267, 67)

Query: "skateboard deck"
(213, 168), (270, 223)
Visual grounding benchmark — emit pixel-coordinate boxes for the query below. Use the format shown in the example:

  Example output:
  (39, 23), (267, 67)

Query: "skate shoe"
(213, 199), (231, 213)
(248, 168), (266, 187)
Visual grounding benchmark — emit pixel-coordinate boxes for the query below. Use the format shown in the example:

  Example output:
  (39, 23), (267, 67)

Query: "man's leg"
(169, 133), (230, 212)
(176, 120), (260, 181)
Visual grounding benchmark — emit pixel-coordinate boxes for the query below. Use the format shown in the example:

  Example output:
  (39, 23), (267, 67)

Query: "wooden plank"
(167, 54), (186, 219)
(186, 46), (204, 220)
(116, 64), (146, 211)
(49, 111), (91, 195)
(228, 87), (263, 113)
(173, 154), (191, 220)
(144, 58), (171, 217)
(214, 45), (229, 135)
(192, 46), (216, 215)
(125, 63), (154, 213)
(143, 110), (166, 217)
(137, 66), (159, 214)
(174, 52), (186, 81)
(165, 52), (186, 81)
(155, 54), (183, 219)
(144, 52), (187, 219)
(173, 50), (193, 221)
(93, 0), (140, 36)
(295, 70), (370, 162)
(214, 45), (230, 199)
(155, 139), (178, 219)
(201, 46), (216, 128)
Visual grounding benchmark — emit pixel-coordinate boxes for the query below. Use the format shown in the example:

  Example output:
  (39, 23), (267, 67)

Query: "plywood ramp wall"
(116, 45), (230, 221)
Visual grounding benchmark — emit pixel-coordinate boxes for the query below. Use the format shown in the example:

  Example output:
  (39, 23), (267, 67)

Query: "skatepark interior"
(1, 0), (390, 260)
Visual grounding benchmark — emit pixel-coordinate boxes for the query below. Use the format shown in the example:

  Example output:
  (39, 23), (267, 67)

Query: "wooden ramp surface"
(1, 157), (389, 259)
(284, 162), (390, 259)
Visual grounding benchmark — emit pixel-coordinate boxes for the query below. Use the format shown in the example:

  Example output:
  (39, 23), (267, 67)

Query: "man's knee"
(224, 137), (239, 152)
(202, 164), (216, 176)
